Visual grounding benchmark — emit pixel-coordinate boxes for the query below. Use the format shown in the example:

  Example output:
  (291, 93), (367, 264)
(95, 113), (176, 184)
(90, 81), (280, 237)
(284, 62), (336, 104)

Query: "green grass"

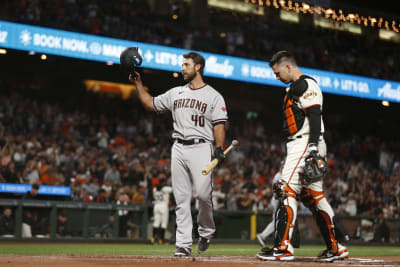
(0, 243), (399, 257)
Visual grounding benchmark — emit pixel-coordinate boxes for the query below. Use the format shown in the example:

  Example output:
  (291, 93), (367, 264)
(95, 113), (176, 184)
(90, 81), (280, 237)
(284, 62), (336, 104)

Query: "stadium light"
(382, 100), (390, 107)
(28, 51), (36, 55)
(246, 0), (400, 34)
(173, 72), (179, 78)
(303, 3), (310, 10)
(41, 54), (47, 60)
(0, 48), (6, 54)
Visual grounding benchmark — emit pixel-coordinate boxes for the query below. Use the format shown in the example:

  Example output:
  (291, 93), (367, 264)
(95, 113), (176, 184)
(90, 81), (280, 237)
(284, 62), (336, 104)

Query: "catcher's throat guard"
(303, 152), (328, 183)
(120, 47), (143, 72)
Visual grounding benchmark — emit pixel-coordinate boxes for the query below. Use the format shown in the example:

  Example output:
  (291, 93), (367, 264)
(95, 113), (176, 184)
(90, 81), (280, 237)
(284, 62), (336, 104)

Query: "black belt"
(175, 138), (206, 145)
(287, 133), (323, 143)
(287, 135), (303, 142)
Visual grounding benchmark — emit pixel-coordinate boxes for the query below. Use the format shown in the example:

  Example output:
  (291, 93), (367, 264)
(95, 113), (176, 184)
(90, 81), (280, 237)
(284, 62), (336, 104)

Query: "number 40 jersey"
(153, 84), (228, 142)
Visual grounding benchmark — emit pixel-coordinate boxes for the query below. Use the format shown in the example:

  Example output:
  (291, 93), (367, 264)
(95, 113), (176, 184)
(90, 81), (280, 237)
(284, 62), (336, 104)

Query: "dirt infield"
(1, 255), (400, 267)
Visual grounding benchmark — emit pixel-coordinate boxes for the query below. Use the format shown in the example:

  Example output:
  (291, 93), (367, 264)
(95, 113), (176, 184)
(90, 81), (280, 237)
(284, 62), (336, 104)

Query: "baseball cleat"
(317, 245), (349, 262)
(174, 247), (192, 256)
(257, 248), (294, 261)
(337, 248), (349, 260)
(197, 237), (210, 253)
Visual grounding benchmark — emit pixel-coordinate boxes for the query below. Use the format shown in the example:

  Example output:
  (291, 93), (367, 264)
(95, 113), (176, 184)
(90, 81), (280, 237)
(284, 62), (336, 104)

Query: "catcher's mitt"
(303, 152), (328, 183)
(120, 47), (142, 72)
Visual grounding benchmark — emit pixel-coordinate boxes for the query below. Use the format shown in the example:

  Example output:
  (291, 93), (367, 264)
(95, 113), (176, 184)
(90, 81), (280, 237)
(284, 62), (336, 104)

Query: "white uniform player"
(129, 52), (228, 256)
(152, 179), (173, 244)
(257, 51), (348, 262)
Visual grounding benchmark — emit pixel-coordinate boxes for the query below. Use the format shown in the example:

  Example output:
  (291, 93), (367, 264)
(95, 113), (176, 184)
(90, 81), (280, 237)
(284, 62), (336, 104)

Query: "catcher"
(257, 51), (348, 262)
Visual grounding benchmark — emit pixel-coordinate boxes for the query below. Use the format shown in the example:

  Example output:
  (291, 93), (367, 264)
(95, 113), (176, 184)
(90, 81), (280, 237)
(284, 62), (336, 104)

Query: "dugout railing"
(0, 199), (399, 244)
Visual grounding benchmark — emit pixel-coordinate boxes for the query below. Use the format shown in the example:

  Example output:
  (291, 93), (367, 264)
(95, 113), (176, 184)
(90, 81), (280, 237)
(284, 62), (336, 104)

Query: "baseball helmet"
(120, 47), (143, 72)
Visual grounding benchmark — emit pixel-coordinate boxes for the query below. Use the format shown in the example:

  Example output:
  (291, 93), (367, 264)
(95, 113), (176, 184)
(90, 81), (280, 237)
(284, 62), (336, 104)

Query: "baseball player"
(129, 52), (228, 256)
(257, 51), (348, 262)
(152, 178), (173, 245)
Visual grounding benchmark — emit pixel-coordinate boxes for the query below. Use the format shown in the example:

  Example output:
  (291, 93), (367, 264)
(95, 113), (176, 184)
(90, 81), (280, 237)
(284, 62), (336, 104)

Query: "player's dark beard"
(183, 71), (196, 82)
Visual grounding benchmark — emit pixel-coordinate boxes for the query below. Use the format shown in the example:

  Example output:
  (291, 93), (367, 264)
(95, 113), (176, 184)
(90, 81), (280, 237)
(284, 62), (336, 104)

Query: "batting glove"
(213, 147), (226, 165)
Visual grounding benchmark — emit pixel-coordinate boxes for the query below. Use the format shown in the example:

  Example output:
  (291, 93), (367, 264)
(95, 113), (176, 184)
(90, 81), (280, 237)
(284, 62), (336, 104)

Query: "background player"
(129, 52), (228, 256)
(257, 51), (348, 262)
(152, 178), (173, 245)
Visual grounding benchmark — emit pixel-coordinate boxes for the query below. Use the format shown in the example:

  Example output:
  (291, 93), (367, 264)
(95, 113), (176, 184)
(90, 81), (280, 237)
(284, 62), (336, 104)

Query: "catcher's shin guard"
(301, 188), (339, 251)
(301, 188), (346, 250)
(333, 216), (350, 243)
(273, 205), (301, 248)
(291, 220), (301, 248)
(315, 210), (338, 251)
(273, 204), (287, 248)
(302, 197), (349, 244)
(274, 199), (297, 250)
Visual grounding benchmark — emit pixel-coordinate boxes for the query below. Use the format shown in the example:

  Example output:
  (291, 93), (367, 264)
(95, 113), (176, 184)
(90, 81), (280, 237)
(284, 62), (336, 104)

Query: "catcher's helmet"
(120, 47), (143, 71)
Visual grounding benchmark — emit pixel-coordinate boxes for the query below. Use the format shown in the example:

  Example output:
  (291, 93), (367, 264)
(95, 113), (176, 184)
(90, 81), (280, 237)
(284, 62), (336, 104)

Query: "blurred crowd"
(0, 0), (399, 81)
(0, 88), (399, 222)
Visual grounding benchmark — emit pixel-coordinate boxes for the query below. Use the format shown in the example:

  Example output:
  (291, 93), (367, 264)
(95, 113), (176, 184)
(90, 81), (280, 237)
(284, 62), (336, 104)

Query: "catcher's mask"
(120, 47), (143, 72)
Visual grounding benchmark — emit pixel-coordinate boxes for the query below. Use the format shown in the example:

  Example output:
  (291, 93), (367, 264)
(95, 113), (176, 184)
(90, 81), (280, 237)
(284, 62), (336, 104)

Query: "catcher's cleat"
(256, 234), (266, 247)
(174, 247), (192, 256)
(257, 247), (294, 261)
(317, 244), (349, 262)
(197, 237), (210, 253)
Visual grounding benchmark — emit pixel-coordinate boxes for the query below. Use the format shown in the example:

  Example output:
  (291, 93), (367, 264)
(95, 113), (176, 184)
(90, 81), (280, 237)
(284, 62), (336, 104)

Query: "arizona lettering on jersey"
(173, 98), (207, 114)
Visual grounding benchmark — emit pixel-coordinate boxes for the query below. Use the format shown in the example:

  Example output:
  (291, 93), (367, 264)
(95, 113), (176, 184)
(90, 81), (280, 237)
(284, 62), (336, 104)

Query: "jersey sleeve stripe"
(212, 118), (228, 123)
(213, 121), (226, 127)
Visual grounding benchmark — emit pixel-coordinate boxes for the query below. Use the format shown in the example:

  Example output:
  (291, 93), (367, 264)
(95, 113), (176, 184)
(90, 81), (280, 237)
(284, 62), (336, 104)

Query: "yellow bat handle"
(202, 159), (219, 175)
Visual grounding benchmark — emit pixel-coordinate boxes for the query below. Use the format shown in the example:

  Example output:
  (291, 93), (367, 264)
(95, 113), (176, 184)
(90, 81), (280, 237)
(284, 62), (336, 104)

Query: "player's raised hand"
(129, 71), (142, 85)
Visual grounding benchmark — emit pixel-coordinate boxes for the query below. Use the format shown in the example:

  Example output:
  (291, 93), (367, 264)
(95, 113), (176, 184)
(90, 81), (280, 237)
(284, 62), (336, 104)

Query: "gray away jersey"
(152, 84), (228, 141)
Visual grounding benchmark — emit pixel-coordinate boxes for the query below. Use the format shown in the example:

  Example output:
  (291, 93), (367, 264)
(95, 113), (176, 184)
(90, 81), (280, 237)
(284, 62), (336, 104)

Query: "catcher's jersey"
(153, 84), (228, 141)
(294, 77), (325, 136)
(153, 186), (173, 206)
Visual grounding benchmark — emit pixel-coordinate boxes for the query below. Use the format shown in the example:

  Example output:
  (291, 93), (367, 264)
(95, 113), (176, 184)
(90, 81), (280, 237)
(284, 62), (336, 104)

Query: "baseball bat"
(202, 140), (238, 175)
